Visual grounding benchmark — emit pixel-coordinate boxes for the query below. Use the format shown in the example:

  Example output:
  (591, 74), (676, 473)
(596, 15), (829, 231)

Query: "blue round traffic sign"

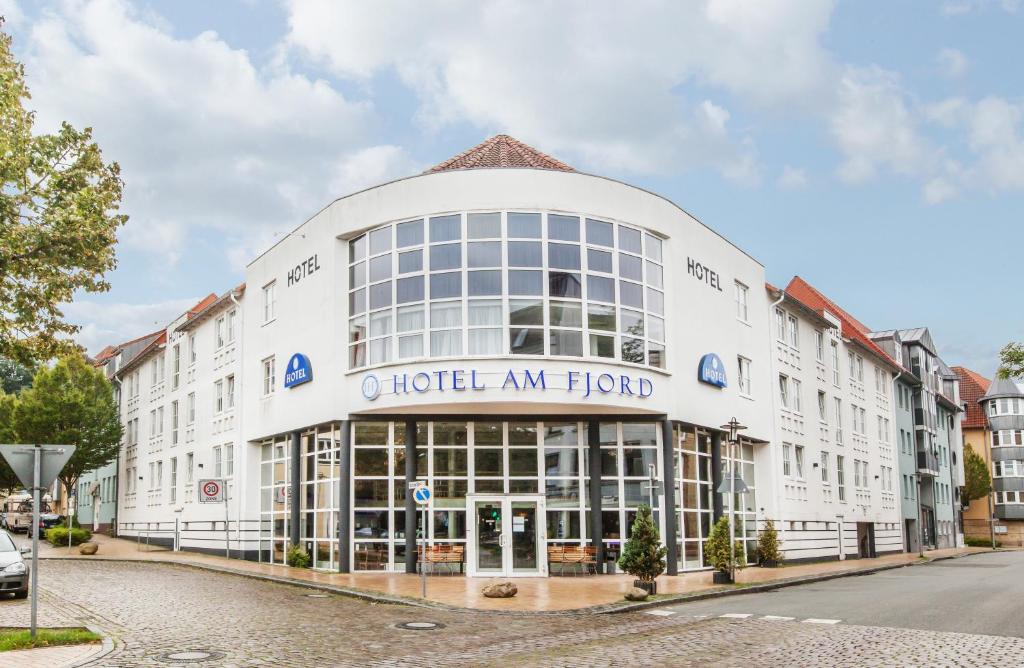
(413, 486), (431, 505)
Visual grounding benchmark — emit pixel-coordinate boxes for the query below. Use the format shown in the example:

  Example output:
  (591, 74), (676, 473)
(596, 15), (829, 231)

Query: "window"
(735, 281), (748, 321)
(171, 344), (181, 390)
(214, 379), (224, 414)
(856, 356), (864, 382)
(782, 443), (792, 476)
(226, 374), (235, 410)
(171, 401), (179, 445)
(820, 451), (829, 482)
(150, 409), (157, 438)
(188, 334), (196, 366)
(837, 456), (846, 501)
(226, 309), (237, 343)
(854, 459), (862, 487)
(215, 315), (225, 349)
(262, 356), (275, 396)
(157, 406), (164, 435)
(186, 452), (194, 483)
(187, 392), (196, 425)
(775, 308), (786, 341)
(834, 398), (843, 444)
(787, 314), (799, 348)
(262, 281), (276, 323)
(848, 351), (855, 378)
(792, 379), (802, 413)
(815, 331), (824, 362)
(151, 359), (158, 385)
(225, 444), (234, 477)
(817, 391), (827, 422)
(213, 445), (222, 478)
(831, 341), (840, 385)
(156, 460), (163, 489)
(779, 374), (790, 409)
(170, 458), (177, 504)
(737, 357), (752, 396)
(794, 445), (805, 478)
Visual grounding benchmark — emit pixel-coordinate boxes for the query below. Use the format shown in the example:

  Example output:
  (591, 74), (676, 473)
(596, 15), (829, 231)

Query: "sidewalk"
(1, 642), (102, 668)
(28, 534), (992, 613)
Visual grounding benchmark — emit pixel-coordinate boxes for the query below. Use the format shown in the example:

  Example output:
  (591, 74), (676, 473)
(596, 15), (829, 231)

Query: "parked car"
(1, 493), (62, 537)
(0, 530), (29, 599)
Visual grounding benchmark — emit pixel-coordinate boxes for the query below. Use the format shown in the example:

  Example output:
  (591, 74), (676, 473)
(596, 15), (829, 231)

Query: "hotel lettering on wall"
(687, 257), (723, 292)
(287, 254), (320, 286)
(697, 353), (727, 388)
(361, 367), (654, 401)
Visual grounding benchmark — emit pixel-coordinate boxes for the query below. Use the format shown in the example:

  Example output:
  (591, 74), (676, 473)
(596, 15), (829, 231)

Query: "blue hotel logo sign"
(698, 353), (727, 388)
(284, 353), (313, 388)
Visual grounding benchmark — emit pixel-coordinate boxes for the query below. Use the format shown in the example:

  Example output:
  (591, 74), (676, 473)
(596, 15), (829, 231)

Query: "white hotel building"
(106, 135), (953, 574)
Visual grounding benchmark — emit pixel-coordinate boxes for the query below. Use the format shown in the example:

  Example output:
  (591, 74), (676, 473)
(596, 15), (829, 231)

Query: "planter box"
(712, 570), (733, 584)
(633, 579), (657, 595)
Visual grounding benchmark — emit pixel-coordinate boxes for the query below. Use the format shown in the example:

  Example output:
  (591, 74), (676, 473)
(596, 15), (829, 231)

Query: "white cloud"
(17, 0), (392, 266)
(284, 0), (838, 180)
(941, 0), (1022, 15)
(777, 165), (808, 189)
(937, 48), (969, 78)
(0, 0), (23, 27)
(62, 297), (199, 355)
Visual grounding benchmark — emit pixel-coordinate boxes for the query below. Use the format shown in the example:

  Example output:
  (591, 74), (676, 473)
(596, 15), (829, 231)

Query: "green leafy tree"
(11, 356), (122, 503)
(998, 342), (1024, 379)
(756, 519), (784, 565)
(962, 443), (992, 504)
(617, 504), (667, 583)
(0, 20), (127, 367)
(703, 515), (745, 575)
(0, 390), (20, 492)
(0, 358), (33, 394)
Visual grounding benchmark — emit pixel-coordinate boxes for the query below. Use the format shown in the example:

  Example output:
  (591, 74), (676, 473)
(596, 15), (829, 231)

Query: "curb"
(40, 549), (992, 617)
(67, 625), (116, 668)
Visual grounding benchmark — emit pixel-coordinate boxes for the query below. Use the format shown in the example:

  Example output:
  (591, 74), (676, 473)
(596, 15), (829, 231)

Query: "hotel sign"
(361, 367), (654, 401)
(698, 353), (727, 388)
(284, 353), (313, 388)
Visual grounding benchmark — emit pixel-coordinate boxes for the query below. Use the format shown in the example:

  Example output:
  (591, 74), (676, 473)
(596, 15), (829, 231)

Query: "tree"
(756, 519), (784, 566)
(11, 356), (122, 504)
(962, 443), (992, 504)
(0, 390), (20, 492)
(0, 357), (33, 394)
(703, 515), (745, 576)
(617, 504), (667, 583)
(0, 20), (127, 367)
(998, 342), (1024, 380)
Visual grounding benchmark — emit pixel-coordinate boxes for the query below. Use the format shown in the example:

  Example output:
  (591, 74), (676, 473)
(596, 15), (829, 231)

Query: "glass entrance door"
(467, 495), (546, 577)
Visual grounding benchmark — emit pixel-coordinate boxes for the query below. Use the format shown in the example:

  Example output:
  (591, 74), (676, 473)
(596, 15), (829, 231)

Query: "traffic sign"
(0, 444), (76, 490)
(412, 485), (431, 505)
(199, 478), (226, 503)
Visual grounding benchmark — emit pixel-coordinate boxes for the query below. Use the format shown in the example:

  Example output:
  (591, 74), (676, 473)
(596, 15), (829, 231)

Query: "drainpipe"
(228, 290), (243, 555)
(766, 288), (786, 551)
(112, 375), (123, 537)
(892, 369), (908, 553)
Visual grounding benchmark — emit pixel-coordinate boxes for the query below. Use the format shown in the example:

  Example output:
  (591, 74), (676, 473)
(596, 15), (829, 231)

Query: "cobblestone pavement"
(0, 560), (1022, 667)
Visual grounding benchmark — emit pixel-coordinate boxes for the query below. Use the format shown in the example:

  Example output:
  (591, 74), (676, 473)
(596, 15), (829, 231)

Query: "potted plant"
(703, 516), (745, 584)
(756, 519), (784, 567)
(617, 504), (667, 595)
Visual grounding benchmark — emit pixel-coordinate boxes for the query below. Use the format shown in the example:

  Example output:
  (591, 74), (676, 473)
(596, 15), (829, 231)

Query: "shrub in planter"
(45, 526), (92, 547)
(757, 519), (784, 567)
(617, 504), (667, 595)
(703, 516), (745, 583)
(286, 544), (311, 568)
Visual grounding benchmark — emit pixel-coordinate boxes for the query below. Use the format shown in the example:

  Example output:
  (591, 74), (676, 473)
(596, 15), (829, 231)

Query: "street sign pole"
(224, 482), (230, 559)
(30, 447), (40, 639)
(410, 482), (432, 599)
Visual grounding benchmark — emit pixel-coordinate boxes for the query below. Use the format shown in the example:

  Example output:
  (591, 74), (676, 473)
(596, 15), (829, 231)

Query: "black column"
(711, 431), (724, 522)
(337, 420), (351, 573)
(588, 420), (604, 574)
(404, 421), (418, 574)
(661, 419), (678, 576)
(289, 431), (301, 547)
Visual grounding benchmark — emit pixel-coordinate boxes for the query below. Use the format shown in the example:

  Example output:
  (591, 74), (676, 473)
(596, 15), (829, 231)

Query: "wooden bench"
(548, 544), (598, 576)
(417, 544), (465, 574)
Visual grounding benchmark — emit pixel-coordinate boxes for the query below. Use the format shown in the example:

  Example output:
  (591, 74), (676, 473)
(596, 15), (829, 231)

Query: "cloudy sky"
(3, 0), (1022, 375)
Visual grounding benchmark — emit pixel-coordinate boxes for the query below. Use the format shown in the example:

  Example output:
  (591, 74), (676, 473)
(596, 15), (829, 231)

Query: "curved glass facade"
(347, 211), (666, 370)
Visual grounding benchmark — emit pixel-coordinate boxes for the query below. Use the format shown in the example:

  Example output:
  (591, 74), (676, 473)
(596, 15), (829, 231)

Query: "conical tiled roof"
(424, 135), (575, 174)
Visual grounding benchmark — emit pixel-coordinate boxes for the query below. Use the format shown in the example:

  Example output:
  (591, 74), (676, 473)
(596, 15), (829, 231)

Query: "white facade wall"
(764, 304), (903, 561)
(117, 295), (258, 556)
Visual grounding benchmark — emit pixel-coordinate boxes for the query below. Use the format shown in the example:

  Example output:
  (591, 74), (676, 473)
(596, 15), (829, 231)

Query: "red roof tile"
(952, 366), (991, 429)
(188, 293), (218, 318)
(425, 135), (575, 174)
(784, 276), (903, 372)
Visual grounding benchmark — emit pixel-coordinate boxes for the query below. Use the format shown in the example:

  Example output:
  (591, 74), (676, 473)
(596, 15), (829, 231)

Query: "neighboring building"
(765, 278), (904, 562)
(954, 366), (995, 544)
(978, 376), (1024, 547)
(870, 329), (964, 549)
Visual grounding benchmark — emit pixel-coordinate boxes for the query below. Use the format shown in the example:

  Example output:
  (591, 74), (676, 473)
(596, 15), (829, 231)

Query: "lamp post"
(719, 417), (747, 581)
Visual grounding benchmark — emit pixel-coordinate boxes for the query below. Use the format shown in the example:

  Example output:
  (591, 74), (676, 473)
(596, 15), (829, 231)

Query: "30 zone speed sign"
(199, 478), (225, 503)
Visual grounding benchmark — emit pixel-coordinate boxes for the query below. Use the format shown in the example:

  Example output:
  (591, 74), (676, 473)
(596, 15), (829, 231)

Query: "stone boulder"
(624, 587), (649, 602)
(79, 542), (98, 555)
(482, 582), (517, 598)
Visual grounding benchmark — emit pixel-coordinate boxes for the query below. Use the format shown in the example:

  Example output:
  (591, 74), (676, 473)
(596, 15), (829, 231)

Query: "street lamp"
(719, 417), (747, 581)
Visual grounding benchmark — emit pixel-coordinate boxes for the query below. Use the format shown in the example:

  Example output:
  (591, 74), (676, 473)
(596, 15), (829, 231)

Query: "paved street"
(0, 557), (1021, 666)
(663, 550), (1024, 638)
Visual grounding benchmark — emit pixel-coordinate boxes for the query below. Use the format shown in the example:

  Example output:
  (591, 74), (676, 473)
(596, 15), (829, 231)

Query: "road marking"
(719, 613), (752, 619)
(803, 618), (842, 624)
(643, 610), (676, 616)
(762, 615), (796, 621)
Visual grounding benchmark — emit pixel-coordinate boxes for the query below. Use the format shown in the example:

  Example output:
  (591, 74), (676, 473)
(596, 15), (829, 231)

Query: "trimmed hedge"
(965, 536), (1000, 548)
(44, 526), (92, 547)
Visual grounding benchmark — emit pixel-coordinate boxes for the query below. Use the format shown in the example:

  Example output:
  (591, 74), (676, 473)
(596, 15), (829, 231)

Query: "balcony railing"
(917, 449), (939, 476)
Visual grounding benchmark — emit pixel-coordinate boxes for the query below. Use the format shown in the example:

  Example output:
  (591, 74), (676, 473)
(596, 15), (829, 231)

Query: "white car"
(0, 530), (29, 599)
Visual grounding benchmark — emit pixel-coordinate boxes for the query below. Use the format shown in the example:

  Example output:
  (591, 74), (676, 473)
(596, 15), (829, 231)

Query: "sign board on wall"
(198, 479), (226, 503)
(697, 353), (727, 388)
(284, 353), (313, 388)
